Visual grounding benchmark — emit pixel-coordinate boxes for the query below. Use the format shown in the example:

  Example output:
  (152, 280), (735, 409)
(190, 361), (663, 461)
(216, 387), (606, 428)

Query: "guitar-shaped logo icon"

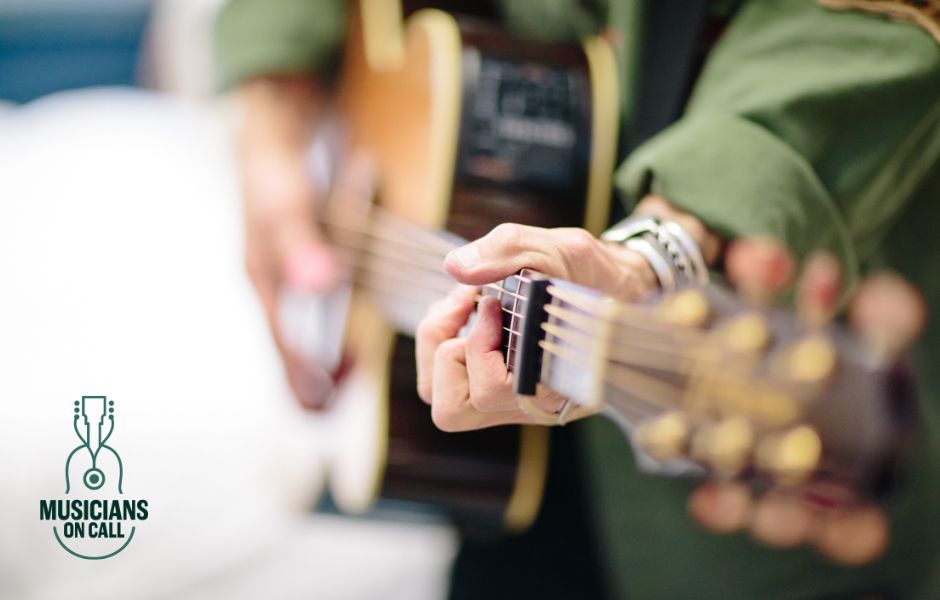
(65, 396), (123, 493)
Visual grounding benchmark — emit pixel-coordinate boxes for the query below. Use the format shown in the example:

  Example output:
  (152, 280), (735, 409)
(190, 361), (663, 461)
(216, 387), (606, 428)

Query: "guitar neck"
(324, 204), (916, 498)
(488, 271), (917, 498)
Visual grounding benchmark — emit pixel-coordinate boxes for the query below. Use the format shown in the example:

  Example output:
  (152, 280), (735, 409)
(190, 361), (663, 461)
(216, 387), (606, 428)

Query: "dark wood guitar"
(314, 0), (619, 532)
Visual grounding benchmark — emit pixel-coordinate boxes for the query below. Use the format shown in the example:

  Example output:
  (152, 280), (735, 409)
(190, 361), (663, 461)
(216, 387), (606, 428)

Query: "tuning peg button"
(691, 416), (754, 476)
(724, 312), (770, 355)
(787, 335), (836, 385)
(634, 412), (689, 460)
(756, 425), (822, 485)
(658, 289), (710, 328)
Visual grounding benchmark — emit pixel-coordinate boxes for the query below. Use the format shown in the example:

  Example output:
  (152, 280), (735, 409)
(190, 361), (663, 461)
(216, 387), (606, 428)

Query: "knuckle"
(564, 228), (598, 260)
(557, 229), (598, 278)
(468, 376), (510, 413)
(416, 377), (432, 404)
(490, 223), (524, 252)
(468, 389), (497, 414)
(520, 251), (554, 275)
(435, 338), (465, 362)
(431, 404), (464, 432)
(415, 316), (434, 344)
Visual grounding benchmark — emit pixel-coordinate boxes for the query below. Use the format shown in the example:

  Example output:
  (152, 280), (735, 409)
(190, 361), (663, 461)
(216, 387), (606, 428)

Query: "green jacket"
(216, 1), (940, 598)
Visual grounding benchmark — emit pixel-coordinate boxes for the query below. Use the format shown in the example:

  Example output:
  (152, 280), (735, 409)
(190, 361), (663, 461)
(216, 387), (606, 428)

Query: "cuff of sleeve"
(214, 1), (344, 91)
(616, 114), (859, 295)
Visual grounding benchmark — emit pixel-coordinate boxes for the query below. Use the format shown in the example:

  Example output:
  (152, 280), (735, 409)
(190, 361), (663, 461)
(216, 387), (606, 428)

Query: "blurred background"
(0, 1), (455, 598)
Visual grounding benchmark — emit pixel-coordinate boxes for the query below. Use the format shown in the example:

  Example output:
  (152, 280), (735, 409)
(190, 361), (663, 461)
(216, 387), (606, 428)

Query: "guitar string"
(324, 212), (721, 396)
(327, 221), (805, 432)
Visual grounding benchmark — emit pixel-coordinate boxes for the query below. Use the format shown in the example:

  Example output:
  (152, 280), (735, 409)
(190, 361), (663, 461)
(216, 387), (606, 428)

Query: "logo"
(39, 396), (149, 559)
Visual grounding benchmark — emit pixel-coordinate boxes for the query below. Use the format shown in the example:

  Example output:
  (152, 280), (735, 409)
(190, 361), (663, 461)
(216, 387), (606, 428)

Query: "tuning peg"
(723, 312), (771, 355)
(756, 425), (822, 485)
(658, 289), (710, 328)
(724, 237), (794, 305)
(691, 416), (754, 476)
(786, 334), (837, 385)
(634, 411), (689, 460)
(848, 272), (926, 360)
(796, 251), (841, 328)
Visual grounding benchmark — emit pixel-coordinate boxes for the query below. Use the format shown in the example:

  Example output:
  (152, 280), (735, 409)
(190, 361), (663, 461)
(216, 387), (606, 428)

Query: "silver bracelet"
(602, 214), (709, 291)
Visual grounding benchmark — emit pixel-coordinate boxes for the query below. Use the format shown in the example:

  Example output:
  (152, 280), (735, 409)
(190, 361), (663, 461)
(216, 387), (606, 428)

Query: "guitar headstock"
(506, 277), (918, 497)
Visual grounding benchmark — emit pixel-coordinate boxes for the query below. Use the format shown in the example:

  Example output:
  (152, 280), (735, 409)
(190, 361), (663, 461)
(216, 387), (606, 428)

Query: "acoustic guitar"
(313, 0), (915, 534)
(311, 0), (619, 533)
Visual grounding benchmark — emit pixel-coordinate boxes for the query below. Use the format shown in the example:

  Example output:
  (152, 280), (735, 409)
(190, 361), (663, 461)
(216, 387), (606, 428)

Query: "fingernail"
(449, 243), (480, 269)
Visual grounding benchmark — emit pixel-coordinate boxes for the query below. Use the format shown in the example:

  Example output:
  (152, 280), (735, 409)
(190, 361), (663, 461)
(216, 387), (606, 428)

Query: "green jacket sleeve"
(214, 0), (347, 90)
(616, 0), (940, 294)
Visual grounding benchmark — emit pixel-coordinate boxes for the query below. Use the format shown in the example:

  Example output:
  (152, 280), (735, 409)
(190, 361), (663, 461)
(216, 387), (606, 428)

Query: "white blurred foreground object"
(0, 89), (454, 600)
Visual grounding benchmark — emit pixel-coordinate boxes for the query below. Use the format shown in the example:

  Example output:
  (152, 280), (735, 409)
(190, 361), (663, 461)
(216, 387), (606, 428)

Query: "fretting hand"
(415, 206), (925, 566)
(415, 196), (718, 431)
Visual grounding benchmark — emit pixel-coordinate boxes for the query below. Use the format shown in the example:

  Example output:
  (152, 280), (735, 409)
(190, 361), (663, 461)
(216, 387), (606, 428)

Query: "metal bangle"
(661, 220), (709, 286)
(625, 236), (677, 291)
(602, 214), (709, 291)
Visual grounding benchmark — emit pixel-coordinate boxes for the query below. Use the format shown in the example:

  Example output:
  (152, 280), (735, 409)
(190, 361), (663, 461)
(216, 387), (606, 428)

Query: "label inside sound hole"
(457, 51), (589, 195)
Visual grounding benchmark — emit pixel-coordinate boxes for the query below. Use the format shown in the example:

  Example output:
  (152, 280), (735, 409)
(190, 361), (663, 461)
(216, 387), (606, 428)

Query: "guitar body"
(326, 0), (618, 532)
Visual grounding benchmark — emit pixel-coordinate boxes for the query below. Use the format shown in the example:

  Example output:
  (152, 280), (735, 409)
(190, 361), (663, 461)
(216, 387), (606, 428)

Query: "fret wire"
(475, 294), (529, 320)
(483, 284), (529, 302)
(506, 277), (520, 366)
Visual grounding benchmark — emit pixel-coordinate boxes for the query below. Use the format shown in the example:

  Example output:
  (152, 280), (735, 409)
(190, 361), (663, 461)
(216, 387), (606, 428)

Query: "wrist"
(603, 241), (660, 298)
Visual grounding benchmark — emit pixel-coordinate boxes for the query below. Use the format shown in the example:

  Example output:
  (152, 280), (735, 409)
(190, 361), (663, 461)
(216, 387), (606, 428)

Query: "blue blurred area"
(0, 0), (153, 104)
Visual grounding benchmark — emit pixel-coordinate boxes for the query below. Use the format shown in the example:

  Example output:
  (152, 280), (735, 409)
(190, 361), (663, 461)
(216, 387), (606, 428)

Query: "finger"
(813, 506), (890, 566)
(465, 297), (516, 413)
(415, 285), (478, 403)
(748, 491), (814, 549)
(848, 272), (926, 359)
(430, 338), (507, 432)
(445, 224), (653, 298)
(446, 224), (620, 284)
(445, 223), (569, 284)
(430, 338), (470, 431)
(796, 251), (841, 328)
(724, 237), (794, 303)
(688, 482), (752, 534)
